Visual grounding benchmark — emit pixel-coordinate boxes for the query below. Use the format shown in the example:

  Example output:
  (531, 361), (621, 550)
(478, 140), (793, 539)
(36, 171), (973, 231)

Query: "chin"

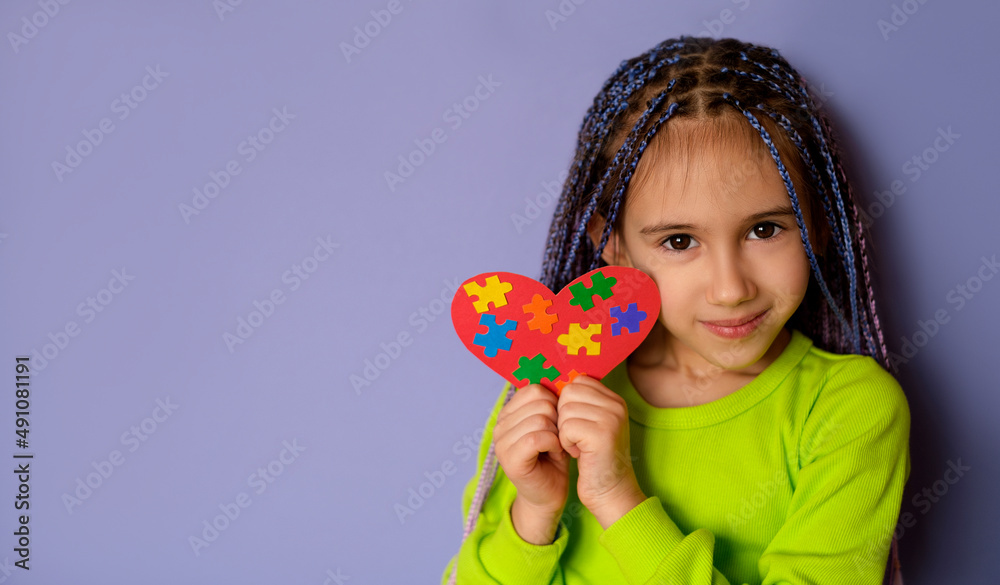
(698, 326), (777, 369)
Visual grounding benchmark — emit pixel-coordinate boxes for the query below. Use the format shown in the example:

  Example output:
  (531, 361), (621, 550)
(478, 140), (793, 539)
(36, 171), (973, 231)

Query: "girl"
(443, 36), (910, 585)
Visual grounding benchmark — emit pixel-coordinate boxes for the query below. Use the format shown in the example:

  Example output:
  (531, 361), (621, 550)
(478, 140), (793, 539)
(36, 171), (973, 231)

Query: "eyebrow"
(638, 205), (797, 235)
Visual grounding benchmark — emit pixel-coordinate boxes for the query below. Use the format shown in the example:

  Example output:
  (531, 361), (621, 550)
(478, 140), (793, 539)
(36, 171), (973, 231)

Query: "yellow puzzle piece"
(463, 275), (514, 313)
(557, 323), (601, 356)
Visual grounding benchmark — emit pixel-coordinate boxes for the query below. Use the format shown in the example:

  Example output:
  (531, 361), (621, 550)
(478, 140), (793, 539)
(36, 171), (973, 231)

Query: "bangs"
(625, 107), (811, 219)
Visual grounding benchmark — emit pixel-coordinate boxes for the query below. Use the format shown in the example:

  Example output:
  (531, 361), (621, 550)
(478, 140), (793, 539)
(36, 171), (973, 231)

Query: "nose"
(706, 248), (756, 307)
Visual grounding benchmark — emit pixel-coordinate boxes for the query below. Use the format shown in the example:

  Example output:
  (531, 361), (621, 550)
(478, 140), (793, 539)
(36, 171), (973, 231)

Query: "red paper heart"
(451, 267), (660, 395)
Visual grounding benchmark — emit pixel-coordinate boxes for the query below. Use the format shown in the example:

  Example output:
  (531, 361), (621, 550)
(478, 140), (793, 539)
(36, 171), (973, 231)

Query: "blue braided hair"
(540, 34), (901, 582)
(542, 36), (888, 363)
(450, 36), (902, 585)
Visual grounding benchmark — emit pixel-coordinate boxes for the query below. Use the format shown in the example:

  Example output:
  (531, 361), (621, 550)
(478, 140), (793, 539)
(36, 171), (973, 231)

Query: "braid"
(596, 98), (682, 267)
(557, 53), (688, 286)
(727, 47), (868, 354)
(763, 109), (848, 262)
(541, 39), (693, 289)
(451, 35), (904, 585)
(720, 92), (851, 335)
(817, 103), (891, 361)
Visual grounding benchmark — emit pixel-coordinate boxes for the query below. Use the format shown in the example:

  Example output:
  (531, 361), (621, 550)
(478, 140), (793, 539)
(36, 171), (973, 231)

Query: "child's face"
(589, 136), (814, 371)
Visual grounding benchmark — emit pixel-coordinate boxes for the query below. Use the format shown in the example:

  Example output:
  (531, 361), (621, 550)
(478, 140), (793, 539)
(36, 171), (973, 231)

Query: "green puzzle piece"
(568, 270), (617, 311)
(512, 353), (561, 385)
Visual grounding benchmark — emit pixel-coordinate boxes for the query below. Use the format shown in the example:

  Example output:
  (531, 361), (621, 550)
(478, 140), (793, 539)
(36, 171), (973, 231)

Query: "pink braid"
(821, 105), (903, 585)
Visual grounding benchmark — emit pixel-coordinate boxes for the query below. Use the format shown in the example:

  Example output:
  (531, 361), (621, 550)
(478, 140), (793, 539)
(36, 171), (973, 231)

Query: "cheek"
(767, 242), (811, 301)
(633, 264), (694, 323)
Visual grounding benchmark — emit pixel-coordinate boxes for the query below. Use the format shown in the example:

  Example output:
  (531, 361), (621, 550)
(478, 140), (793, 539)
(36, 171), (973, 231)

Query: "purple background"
(1, 0), (996, 583)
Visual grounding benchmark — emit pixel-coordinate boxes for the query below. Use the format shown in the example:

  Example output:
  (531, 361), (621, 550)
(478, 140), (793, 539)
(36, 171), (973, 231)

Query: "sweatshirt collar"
(602, 329), (813, 429)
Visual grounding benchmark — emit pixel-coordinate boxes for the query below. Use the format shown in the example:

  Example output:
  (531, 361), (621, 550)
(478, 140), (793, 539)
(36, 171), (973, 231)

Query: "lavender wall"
(1, 1), (996, 583)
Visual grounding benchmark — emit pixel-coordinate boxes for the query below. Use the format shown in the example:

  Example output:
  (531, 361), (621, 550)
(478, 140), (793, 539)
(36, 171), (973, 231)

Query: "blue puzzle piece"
(473, 314), (517, 358)
(609, 303), (647, 336)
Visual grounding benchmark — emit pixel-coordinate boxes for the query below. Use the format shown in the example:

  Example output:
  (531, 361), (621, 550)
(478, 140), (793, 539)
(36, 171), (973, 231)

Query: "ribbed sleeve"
(595, 354), (910, 584)
(756, 356), (911, 583)
(600, 496), (732, 584)
(441, 382), (570, 584)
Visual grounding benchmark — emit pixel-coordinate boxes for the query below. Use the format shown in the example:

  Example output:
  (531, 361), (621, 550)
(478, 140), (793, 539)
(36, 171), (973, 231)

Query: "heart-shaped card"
(451, 267), (660, 395)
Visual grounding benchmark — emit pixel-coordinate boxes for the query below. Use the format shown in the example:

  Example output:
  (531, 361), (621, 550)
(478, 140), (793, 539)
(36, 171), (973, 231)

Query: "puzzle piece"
(609, 303), (648, 335)
(554, 369), (583, 394)
(512, 353), (561, 386)
(522, 294), (559, 334)
(463, 275), (514, 313)
(472, 314), (517, 358)
(556, 323), (601, 356)
(568, 271), (617, 311)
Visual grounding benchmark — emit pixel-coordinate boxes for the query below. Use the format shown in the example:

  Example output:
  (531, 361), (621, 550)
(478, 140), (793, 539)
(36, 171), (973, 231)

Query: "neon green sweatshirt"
(442, 328), (911, 584)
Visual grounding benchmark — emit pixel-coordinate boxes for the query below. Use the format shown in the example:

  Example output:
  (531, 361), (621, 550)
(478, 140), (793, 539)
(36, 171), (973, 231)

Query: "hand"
(493, 384), (570, 543)
(557, 374), (645, 529)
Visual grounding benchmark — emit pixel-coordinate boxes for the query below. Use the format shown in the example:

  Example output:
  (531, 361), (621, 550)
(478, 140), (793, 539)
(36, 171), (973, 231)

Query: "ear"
(587, 213), (624, 266)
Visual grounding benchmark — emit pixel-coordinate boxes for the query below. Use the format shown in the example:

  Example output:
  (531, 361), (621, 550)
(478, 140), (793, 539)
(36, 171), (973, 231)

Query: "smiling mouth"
(701, 309), (768, 327)
(699, 309), (770, 339)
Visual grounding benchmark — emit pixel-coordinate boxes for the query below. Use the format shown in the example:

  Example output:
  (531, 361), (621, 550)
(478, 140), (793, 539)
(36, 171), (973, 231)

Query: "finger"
(564, 374), (605, 392)
(507, 411), (560, 441)
(561, 435), (581, 459)
(510, 429), (565, 469)
(498, 392), (559, 431)
(562, 373), (609, 393)
(558, 379), (623, 411)
(504, 384), (557, 418)
(556, 401), (621, 426)
(557, 418), (601, 456)
(496, 411), (559, 459)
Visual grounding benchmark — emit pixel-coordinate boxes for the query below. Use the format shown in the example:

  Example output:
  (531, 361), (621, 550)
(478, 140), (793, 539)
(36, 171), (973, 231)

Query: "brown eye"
(750, 222), (782, 240)
(665, 234), (694, 250)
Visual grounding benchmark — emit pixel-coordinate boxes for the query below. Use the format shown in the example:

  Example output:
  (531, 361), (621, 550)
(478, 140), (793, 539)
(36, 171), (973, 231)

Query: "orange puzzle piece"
(522, 294), (559, 334)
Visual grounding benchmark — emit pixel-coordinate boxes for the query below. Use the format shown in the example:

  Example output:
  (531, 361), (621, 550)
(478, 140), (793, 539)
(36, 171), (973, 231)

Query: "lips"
(701, 309), (768, 327)
(700, 309), (769, 339)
